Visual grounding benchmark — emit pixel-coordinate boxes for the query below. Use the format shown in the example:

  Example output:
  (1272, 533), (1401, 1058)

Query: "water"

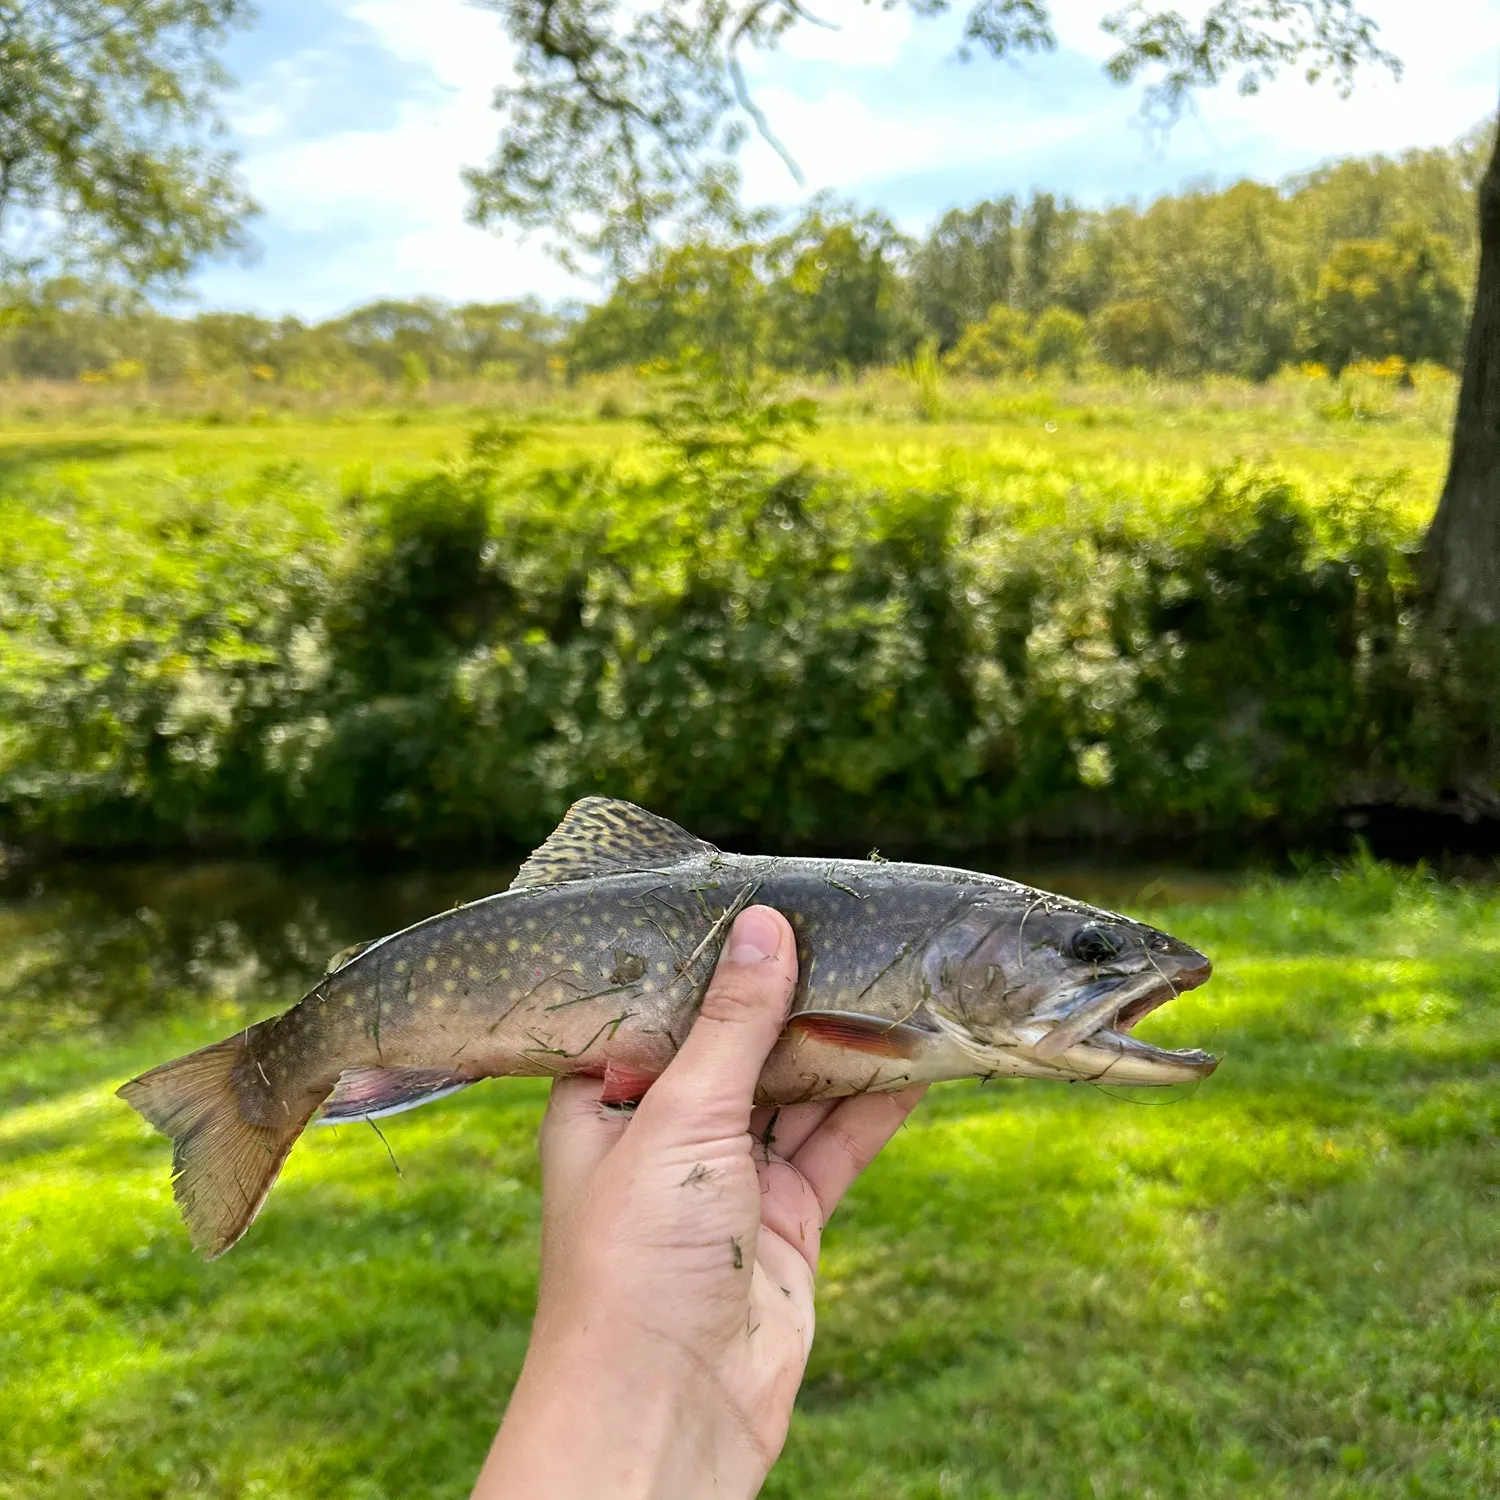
(0, 855), (1242, 1048)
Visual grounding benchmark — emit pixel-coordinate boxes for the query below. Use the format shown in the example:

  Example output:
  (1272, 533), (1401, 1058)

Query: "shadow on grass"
(0, 436), (164, 481)
(9, 1075), (1497, 1500)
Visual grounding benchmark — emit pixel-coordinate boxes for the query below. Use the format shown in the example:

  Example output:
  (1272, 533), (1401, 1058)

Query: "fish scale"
(119, 798), (1216, 1258)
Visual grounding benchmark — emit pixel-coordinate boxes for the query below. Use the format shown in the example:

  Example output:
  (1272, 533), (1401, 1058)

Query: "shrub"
(0, 447), (1493, 854)
(1030, 306), (1088, 376)
(1091, 298), (1181, 373)
(945, 305), (1032, 376)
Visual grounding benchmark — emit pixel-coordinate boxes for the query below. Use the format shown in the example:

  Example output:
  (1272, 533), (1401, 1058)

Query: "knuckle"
(699, 970), (781, 1025)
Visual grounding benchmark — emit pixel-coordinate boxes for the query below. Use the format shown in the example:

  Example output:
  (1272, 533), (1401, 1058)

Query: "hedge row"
(2, 440), (1496, 855)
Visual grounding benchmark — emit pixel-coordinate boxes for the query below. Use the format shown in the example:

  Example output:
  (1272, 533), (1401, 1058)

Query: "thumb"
(634, 905), (797, 1138)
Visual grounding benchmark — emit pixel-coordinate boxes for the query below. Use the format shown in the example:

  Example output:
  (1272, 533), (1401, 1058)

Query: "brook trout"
(120, 797), (1216, 1257)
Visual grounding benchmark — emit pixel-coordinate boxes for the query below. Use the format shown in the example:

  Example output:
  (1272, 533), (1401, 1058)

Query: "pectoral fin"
(784, 1011), (932, 1059)
(316, 1067), (473, 1124)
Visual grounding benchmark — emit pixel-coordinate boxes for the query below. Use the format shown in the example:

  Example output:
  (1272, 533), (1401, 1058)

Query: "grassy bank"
(3, 860), (1497, 1498)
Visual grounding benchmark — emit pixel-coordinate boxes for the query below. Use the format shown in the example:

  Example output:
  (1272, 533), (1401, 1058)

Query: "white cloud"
(343, 0), (510, 93)
(738, 79), (1115, 202)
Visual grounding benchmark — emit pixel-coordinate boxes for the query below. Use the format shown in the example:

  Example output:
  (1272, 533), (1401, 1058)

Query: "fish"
(119, 797), (1216, 1258)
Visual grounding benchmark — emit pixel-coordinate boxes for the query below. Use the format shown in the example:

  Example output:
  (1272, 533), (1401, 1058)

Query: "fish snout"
(1168, 945), (1212, 989)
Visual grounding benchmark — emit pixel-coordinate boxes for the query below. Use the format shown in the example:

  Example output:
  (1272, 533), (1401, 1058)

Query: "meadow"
(0, 365), (1457, 511)
(2, 855), (1497, 1499)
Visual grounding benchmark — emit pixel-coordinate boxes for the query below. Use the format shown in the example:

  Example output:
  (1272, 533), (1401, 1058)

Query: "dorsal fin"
(512, 797), (718, 888)
(325, 939), (375, 975)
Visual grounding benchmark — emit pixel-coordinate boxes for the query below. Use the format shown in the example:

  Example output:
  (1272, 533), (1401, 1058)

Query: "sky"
(192, 0), (1500, 318)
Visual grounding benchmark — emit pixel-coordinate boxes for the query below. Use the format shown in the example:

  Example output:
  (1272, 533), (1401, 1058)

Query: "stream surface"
(0, 855), (1242, 1048)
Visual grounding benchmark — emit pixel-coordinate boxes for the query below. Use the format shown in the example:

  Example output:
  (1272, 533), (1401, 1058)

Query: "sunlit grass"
(4, 862), (1497, 1498)
(0, 371), (1449, 529)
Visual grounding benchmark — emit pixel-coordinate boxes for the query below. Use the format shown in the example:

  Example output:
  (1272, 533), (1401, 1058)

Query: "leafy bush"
(1, 434), (1494, 854)
(945, 305), (1032, 376)
(1090, 298), (1181, 373)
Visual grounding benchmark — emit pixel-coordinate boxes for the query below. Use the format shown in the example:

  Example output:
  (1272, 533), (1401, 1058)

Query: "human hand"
(472, 904), (926, 1500)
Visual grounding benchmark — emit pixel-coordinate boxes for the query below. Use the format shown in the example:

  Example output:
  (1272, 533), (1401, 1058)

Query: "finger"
(750, 1099), (836, 1162)
(636, 905), (797, 1137)
(789, 1085), (927, 1225)
(537, 1075), (632, 1204)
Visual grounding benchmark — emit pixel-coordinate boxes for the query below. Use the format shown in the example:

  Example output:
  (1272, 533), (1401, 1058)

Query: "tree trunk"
(1423, 108), (1500, 625)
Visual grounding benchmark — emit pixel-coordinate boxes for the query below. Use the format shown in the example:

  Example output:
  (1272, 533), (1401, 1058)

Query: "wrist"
(475, 1320), (767, 1500)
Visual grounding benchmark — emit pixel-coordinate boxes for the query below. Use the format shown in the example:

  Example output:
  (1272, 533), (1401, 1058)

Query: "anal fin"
(315, 1067), (473, 1125)
(599, 1060), (660, 1105)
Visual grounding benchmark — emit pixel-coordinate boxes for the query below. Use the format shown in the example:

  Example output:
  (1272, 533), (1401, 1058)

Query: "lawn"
(3, 858), (1497, 1499)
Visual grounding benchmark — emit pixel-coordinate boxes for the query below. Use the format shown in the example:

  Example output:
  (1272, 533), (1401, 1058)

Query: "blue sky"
(193, 0), (1500, 318)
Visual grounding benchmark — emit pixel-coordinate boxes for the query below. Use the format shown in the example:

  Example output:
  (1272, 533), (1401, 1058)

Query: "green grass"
(4, 860), (1497, 1499)
(0, 368), (1453, 526)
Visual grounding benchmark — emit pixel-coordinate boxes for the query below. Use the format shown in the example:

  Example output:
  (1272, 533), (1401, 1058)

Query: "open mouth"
(1031, 965), (1216, 1082)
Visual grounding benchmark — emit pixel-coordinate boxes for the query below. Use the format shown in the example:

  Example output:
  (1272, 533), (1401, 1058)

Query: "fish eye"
(1069, 924), (1125, 964)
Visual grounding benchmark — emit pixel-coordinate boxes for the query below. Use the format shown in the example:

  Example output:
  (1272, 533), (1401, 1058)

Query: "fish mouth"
(1024, 960), (1216, 1084)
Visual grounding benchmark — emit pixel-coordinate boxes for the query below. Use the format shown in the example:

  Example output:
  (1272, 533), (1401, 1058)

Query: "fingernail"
(727, 906), (781, 965)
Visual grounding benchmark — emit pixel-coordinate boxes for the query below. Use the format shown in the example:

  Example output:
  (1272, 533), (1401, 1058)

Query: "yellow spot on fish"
(499, 967), (511, 980)
(468, 966), (483, 981)
(485, 941), (498, 955)
(525, 919), (538, 932)
(344, 996), (356, 1008)
(450, 956), (461, 970)
(425, 957), (438, 972)
(655, 961), (669, 975)
(507, 938), (520, 953)
(432, 995), (446, 1010)
(580, 915), (592, 927)
(642, 981), (656, 995)
(444, 979), (458, 994)
(552, 952), (565, 965)
(395, 959), (410, 974)
(571, 932), (584, 945)
(531, 943), (543, 955)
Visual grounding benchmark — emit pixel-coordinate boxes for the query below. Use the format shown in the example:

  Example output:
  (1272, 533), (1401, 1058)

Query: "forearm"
(473, 1325), (766, 1500)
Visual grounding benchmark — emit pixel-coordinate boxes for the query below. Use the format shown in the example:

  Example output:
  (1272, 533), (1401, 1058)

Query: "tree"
(0, 0), (256, 288)
(910, 197), (1018, 350)
(1423, 118), (1500, 627)
(1092, 297), (1180, 373)
(1017, 192), (1080, 315)
(1307, 226), (1467, 373)
(569, 241), (767, 373)
(762, 205), (913, 371)
(464, 1), (1399, 273)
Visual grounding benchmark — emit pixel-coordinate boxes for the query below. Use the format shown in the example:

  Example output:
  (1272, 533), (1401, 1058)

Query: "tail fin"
(118, 1033), (314, 1259)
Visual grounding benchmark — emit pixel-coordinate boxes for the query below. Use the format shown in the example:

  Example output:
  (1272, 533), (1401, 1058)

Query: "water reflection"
(0, 856), (1240, 1046)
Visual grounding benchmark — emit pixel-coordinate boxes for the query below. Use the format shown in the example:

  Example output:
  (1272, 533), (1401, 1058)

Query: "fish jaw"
(997, 949), (1216, 1084)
